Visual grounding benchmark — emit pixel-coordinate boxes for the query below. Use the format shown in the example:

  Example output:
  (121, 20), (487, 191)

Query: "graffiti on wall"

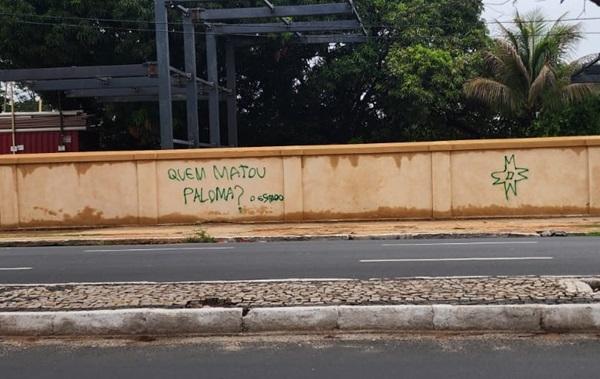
(167, 164), (284, 212)
(491, 155), (529, 200)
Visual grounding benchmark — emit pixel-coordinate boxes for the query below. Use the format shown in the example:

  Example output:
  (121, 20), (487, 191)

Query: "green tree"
(0, 0), (154, 68)
(376, 0), (490, 140)
(240, 0), (492, 145)
(0, 0), (164, 150)
(0, 0), (493, 148)
(464, 10), (597, 135)
(532, 93), (600, 136)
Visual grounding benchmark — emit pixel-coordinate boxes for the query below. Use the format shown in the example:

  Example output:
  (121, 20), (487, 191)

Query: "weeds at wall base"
(185, 229), (217, 243)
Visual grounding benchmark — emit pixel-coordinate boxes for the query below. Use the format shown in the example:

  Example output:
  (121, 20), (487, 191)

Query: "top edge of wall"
(1, 136), (599, 165)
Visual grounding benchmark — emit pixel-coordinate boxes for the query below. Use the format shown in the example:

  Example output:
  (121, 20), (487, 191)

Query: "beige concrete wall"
(1, 136), (599, 228)
(451, 147), (590, 216)
(155, 158), (285, 223)
(301, 153), (432, 220)
(8, 162), (139, 227)
(0, 165), (19, 228)
(590, 146), (600, 215)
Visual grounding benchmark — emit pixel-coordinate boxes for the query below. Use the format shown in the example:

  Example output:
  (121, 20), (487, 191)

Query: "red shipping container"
(0, 130), (80, 155)
(0, 111), (87, 154)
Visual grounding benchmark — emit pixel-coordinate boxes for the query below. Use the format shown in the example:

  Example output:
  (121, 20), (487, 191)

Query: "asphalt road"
(0, 237), (599, 284)
(1, 334), (600, 379)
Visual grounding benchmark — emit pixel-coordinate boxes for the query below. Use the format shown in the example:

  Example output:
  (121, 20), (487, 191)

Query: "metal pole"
(183, 13), (200, 148)
(154, 0), (174, 149)
(225, 41), (238, 147)
(2, 82), (7, 112)
(9, 83), (16, 154)
(205, 29), (221, 146)
(57, 92), (65, 152)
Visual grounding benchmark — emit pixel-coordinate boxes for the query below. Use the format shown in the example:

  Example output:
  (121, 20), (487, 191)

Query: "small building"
(0, 111), (88, 154)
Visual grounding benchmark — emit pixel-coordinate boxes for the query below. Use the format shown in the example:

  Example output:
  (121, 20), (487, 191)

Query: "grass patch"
(185, 229), (216, 243)
(586, 231), (600, 237)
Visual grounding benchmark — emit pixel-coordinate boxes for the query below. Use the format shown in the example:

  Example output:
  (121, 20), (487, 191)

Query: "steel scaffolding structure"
(0, 1), (366, 150)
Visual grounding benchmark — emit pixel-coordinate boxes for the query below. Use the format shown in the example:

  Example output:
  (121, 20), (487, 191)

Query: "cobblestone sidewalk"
(1, 277), (599, 312)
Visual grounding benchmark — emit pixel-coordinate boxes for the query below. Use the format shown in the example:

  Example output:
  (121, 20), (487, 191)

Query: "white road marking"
(84, 247), (235, 253)
(0, 267), (33, 271)
(0, 278), (355, 287)
(381, 241), (539, 247)
(360, 257), (553, 263)
(368, 275), (493, 280)
(183, 278), (355, 284)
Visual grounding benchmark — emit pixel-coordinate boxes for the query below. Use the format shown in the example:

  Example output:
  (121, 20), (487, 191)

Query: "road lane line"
(0, 278), (356, 287)
(84, 247), (235, 253)
(360, 257), (553, 263)
(381, 241), (539, 247)
(0, 267), (33, 271)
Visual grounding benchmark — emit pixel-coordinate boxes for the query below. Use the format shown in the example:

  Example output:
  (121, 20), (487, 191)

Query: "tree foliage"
(0, 0), (160, 149)
(0, 0), (155, 67)
(464, 11), (598, 135)
(239, 0), (492, 145)
(533, 93), (600, 136)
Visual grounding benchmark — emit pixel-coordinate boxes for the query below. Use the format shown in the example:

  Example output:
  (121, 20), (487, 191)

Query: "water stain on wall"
(347, 155), (360, 168)
(326, 155), (362, 169)
(328, 156), (340, 169)
(18, 207), (148, 228)
(18, 162), (117, 179)
(452, 204), (590, 217)
(159, 212), (283, 224)
(33, 206), (58, 217)
(563, 147), (586, 156)
(392, 155), (403, 169)
(18, 164), (50, 179)
(75, 162), (117, 176)
(287, 206), (432, 222)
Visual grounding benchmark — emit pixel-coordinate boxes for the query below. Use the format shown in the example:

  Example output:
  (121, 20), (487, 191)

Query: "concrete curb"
(338, 305), (434, 330)
(432, 305), (543, 331)
(0, 308), (243, 336)
(2, 304), (600, 336)
(0, 231), (586, 248)
(243, 306), (338, 332)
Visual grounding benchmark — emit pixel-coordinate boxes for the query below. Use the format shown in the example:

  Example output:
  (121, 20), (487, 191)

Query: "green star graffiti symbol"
(491, 155), (529, 200)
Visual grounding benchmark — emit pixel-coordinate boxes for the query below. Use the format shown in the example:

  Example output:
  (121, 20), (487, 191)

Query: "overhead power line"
(0, 11), (157, 25)
(2, 9), (600, 27)
(4, 17), (600, 39)
(1, 11), (600, 39)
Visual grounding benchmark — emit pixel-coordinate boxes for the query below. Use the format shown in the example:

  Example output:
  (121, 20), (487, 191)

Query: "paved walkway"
(1, 277), (598, 312)
(0, 217), (599, 246)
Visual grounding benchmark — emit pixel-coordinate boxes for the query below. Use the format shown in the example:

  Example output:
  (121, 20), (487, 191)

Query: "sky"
(482, 0), (600, 59)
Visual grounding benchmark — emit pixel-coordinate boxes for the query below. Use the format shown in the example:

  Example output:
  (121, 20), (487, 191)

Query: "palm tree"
(464, 10), (598, 131)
